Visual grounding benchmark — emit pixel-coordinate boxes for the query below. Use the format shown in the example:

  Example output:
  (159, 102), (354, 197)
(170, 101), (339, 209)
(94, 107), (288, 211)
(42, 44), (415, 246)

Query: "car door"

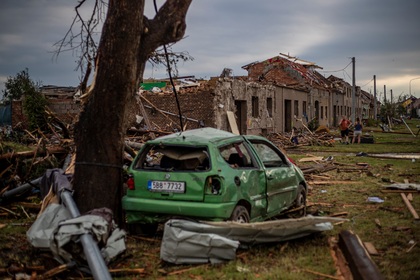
(218, 141), (267, 219)
(247, 140), (297, 215)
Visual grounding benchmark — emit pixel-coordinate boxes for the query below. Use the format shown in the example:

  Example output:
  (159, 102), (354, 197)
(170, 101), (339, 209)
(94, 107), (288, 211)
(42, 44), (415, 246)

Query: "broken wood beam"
(338, 230), (384, 280)
(400, 193), (420, 220)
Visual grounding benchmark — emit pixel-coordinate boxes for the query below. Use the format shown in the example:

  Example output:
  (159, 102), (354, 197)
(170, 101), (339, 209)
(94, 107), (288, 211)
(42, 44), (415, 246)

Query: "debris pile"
(267, 131), (335, 149)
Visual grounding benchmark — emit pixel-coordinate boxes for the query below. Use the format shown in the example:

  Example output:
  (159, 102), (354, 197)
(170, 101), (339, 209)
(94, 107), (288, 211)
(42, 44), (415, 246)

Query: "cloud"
(1, 0), (420, 98)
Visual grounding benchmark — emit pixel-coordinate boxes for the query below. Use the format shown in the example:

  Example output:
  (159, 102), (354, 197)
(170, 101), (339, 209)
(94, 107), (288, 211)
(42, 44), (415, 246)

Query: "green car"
(122, 127), (307, 233)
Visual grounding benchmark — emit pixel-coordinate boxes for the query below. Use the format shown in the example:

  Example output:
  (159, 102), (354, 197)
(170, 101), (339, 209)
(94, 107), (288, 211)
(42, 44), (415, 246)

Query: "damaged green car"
(122, 127), (307, 233)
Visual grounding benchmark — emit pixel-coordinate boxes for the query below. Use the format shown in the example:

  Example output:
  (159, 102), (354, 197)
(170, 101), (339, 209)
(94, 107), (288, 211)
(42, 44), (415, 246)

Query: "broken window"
(250, 141), (288, 168)
(219, 142), (254, 168)
(252, 96), (259, 117)
(133, 145), (210, 171)
(294, 100), (299, 117)
(303, 101), (307, 116)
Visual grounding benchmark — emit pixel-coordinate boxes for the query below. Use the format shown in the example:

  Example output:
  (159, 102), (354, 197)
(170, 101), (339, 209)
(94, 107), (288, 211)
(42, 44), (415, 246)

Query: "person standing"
(339, 115), (351, 144)
(352, 117), (363, 144)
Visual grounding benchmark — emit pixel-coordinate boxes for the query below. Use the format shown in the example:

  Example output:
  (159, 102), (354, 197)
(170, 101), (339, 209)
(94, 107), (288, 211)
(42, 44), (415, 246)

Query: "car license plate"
(148, 180), (185, 193)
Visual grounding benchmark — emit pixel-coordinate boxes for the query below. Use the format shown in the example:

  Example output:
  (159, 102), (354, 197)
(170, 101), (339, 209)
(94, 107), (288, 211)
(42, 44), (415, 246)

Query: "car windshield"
(133, 145), (210, 171)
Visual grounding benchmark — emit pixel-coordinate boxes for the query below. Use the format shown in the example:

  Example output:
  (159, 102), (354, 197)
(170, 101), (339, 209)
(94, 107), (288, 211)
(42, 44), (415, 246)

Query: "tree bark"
(72, 0), (191, 224)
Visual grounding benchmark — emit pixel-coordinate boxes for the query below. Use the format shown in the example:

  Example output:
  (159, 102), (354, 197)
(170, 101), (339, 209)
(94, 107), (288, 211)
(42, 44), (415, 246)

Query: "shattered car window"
(250, 142), (288, 168)
(133, 145), (210, 171)
(219, 142), (254, 168)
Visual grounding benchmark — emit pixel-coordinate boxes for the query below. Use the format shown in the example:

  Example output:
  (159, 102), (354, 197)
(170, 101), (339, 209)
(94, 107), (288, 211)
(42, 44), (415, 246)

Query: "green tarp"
(141, 82), (167, 90)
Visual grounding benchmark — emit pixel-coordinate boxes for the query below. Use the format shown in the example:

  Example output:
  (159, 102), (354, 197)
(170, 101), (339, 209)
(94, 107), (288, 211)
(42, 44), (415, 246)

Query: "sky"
(1, 0), (420, 101)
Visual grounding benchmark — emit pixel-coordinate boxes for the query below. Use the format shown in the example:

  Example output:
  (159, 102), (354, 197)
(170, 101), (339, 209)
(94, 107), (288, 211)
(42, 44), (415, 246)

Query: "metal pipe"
(60, 190), (112, 280)
(1, 177), (42, 200)
(401, 117), (416, 137)
(143, 104), (200, 123)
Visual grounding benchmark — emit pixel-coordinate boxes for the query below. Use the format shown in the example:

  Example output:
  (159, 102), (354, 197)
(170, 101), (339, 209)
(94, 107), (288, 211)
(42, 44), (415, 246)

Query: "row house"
(129, 54), (380, 135)
(242, 55), (331, 132)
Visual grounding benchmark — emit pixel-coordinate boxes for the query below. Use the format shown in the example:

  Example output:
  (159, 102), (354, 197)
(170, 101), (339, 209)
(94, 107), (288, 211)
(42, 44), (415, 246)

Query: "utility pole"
(351, 57), (356, 123)
(374, 75), (377, 120)
(390, 89), (393, 104)
(384, 85), (387, 103)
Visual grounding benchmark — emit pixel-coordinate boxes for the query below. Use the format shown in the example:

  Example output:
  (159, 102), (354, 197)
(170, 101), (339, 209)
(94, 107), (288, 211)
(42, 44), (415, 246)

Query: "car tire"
(290, 184), (307, 218)
(229, 205), (250, 223)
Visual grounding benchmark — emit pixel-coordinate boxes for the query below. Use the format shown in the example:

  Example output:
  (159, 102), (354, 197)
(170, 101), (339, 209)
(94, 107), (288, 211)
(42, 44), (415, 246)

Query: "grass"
(0, 121), (419, 279)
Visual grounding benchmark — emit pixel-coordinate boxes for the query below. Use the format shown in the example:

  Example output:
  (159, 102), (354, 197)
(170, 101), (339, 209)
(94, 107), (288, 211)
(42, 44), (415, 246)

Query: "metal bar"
(338, 230), (384, 280)
(61, 190), (112, 280)
(401, 117), (416, 137)
(143, 104), (200, 123)
(1, 177), (42, 200)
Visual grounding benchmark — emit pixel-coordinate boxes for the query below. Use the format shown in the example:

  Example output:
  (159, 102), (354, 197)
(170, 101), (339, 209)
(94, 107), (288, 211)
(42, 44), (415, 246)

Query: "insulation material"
(161, 216), (346, 264)
(161, 220), (240, 264)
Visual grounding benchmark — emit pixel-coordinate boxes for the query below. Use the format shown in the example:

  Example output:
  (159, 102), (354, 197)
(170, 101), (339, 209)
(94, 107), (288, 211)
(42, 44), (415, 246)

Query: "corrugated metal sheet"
(0, 104), (12, 125)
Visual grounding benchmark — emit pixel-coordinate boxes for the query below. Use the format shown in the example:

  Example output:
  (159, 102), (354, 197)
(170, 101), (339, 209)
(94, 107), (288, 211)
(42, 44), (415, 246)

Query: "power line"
(360, 78), (374, 89)
(319, 61), (352, 73)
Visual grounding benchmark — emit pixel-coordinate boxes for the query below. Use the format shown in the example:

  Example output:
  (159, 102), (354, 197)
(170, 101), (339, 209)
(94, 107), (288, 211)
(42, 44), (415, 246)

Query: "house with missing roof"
(134, 53), (379, 135)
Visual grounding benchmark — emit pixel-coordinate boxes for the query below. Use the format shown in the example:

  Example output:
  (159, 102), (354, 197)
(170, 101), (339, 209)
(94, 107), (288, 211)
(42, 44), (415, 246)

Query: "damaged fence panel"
(161, 221), (240, 264)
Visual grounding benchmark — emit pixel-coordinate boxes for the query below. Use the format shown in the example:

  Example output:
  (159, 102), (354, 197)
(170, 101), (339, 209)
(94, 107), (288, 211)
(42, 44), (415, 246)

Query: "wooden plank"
(363, 242), (379, 255)
(400, 193), (420, 220)
(407, 193), (413, 201)
(328, 237), (353, 280)
(381, 189), (419, 193)
(226, 111), (240, 135)
(299, 157), (324, 162)
(308, 180), (362, 185)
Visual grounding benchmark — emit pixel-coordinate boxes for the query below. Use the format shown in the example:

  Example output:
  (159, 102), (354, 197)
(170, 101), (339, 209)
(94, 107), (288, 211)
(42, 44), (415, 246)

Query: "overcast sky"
(1, 0), (420, 100)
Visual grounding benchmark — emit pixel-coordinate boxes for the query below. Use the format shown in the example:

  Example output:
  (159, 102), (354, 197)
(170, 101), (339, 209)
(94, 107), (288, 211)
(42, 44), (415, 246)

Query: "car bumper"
(122, 196), (236, 223)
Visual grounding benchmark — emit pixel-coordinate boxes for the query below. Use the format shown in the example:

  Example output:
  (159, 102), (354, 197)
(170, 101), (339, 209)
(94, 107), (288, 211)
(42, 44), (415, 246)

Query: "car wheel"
(127, 223), (158, 236)
(289, 184), (307, 218)
(229, 205), (250, 223)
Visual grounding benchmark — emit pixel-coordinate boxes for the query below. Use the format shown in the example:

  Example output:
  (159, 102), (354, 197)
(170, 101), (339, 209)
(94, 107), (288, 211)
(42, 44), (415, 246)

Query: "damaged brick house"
(133, 55), (329, 135)
(242, 54), (332, 132)
(132, 77), (276, 135)
(129, 54), (378, 135)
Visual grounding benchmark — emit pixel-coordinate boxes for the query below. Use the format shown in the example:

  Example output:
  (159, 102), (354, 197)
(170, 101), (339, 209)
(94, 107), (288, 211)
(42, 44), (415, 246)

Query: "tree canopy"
(3, 68), (39, 102)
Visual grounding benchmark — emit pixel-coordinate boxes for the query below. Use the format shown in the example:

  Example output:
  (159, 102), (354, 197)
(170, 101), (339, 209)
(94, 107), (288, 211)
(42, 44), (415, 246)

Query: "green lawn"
(0, 122), (419, 279)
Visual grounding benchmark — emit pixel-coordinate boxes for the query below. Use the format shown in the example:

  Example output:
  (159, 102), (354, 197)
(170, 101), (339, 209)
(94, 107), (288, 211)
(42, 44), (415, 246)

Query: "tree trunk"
(72, 0), (191, 224)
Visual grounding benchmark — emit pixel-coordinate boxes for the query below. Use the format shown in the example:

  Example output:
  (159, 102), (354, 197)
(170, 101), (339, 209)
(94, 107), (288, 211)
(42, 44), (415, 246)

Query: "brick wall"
(12, 99), (82, 129)
(47, 99), (81, 125)
(11, 101), (28, 128)
(140, 91), (216, 131)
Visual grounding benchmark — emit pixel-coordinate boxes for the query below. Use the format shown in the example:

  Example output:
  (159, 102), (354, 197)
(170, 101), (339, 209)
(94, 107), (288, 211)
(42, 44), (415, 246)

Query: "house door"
(333, 105), (337, 127)
(284, 99), (292, 132)
(235, 100), (247, 135)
